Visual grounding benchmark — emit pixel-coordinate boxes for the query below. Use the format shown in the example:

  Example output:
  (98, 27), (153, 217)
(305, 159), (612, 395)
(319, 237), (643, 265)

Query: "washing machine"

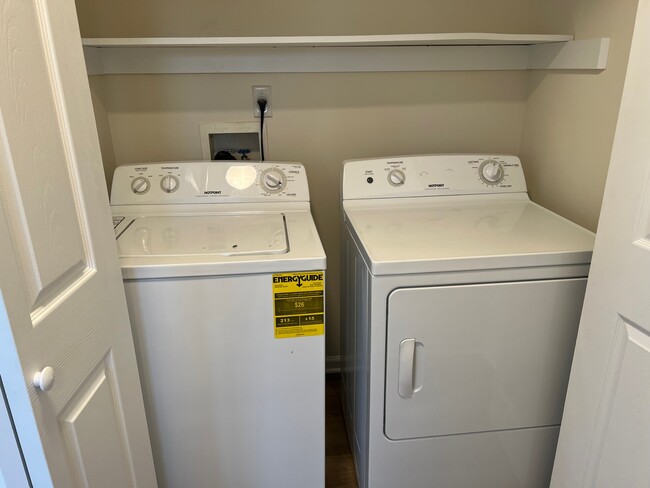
(340, 154), (595, 488)
(110, 161), (326, 488)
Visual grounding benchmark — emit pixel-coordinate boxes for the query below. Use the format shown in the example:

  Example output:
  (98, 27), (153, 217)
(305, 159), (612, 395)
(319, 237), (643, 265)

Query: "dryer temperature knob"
(388, 169), (406, 187)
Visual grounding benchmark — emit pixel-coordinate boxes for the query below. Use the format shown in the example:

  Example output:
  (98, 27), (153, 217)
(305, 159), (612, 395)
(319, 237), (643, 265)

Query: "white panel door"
(0, 0), (156, 486)
(551, 2), (650, 487)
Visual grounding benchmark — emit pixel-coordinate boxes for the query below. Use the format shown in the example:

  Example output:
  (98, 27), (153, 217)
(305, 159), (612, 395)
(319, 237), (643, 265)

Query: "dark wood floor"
(326, 374), (358, 488)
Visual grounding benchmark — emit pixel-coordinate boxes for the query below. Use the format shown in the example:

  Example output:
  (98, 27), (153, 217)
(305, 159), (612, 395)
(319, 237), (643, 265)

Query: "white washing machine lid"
(118, 213), (288, 257)
(112, 206), (326, 279)
(343, 194), (595, 275)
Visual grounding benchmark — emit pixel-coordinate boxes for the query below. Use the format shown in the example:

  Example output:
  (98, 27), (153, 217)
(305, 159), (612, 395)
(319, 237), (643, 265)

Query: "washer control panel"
(342, 154), (527, 200)
(111, 161), (309, 205)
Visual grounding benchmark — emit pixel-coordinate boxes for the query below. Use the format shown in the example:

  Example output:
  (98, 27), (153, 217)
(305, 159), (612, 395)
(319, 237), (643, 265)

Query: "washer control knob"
(479, 160), (504, 184)
(388, 169), (406, 187)
(261, 168), (286, 193)
(161, 175), (179, 193)
(131, 177), (150, 194)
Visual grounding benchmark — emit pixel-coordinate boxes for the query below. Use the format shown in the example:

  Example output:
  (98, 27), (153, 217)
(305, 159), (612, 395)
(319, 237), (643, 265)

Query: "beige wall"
(519, 0), (638, 231)
(76, 0), (537, 37)
(89, 77), (118, 189)
(91, 71), (529, 360)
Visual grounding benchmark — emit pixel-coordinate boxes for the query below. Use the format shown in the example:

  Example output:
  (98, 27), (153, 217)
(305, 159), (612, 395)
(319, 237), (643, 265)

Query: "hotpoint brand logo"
(273, 273), (323, 287)
(428, 183), (445, 188)
(204, 190), (222, 195)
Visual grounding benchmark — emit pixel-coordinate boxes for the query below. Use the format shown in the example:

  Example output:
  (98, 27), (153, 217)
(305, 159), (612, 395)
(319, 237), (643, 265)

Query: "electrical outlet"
(253, 85), (272, 118)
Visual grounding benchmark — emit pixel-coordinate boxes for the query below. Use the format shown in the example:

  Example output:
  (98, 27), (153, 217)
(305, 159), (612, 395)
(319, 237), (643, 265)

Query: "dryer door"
(384, 278), (586, 440)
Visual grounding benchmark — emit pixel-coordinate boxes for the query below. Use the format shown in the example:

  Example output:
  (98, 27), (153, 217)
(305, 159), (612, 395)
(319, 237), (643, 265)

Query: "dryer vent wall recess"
(199, 121), (266, 161)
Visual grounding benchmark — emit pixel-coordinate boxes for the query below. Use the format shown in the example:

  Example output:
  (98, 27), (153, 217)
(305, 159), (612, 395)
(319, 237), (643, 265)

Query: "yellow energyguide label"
(272, 271), (325, 339)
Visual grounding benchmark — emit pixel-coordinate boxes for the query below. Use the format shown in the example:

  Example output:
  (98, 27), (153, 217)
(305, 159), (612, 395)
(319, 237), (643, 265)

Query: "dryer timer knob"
(479, 160), (504, 184)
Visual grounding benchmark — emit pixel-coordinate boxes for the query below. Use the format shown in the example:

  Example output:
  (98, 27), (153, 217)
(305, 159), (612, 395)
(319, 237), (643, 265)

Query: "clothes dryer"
(341, 154), (594, 488)
(111, 161), (326, 488)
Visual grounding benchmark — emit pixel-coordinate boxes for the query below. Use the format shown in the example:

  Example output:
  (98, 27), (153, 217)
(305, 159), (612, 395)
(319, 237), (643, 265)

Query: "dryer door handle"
(398, 338), (416, 398)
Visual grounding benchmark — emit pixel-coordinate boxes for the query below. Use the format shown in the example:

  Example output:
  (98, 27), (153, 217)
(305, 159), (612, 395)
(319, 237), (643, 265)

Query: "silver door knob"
(33, 366), (55, 391)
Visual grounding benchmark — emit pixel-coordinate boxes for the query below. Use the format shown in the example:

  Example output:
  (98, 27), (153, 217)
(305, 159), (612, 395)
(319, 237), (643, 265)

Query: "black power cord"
(257, 98), (267, 161)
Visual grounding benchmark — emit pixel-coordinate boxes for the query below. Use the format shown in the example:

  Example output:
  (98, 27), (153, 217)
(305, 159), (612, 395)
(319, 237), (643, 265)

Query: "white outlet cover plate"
(253, 85), (273, 118)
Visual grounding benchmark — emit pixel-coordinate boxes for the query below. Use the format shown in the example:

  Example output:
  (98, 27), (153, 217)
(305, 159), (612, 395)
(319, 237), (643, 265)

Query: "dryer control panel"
(111, 161), (310, 205)
(342, 154), (527, 200)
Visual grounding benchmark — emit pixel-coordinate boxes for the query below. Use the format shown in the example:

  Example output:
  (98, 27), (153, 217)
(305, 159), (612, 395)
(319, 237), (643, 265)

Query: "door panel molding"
(1, 0), (96, 318)
(30, 264), (95, 325)
(586, 318), (650, 486)
(582, 315), (628, 485)
(60, 351), (134, 488)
